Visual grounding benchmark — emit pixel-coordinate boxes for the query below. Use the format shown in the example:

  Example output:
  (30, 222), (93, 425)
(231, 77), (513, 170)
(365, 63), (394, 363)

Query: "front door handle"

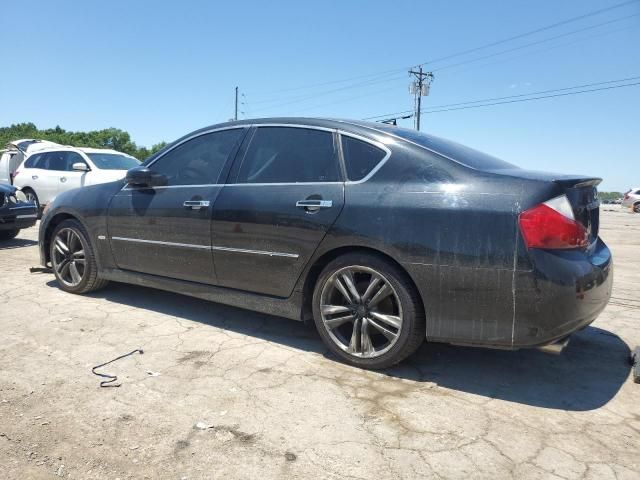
(60, 177), (67, 183)
(32, 175), (38, 180)
(183, 200), (210, 210)
(296, 199), (333, 213)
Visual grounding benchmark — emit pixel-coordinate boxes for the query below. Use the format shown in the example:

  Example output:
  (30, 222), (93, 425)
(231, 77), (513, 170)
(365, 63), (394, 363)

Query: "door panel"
(212, 184), (344, 297)
(107, 186), (221, 284)
(211, 126), (345, 297)
(105, 127), (247, 284)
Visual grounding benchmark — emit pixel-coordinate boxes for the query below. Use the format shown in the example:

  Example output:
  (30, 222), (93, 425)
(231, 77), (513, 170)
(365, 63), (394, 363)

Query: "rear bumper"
(403, 237), (612, 350)
(512, 238), (613, 348)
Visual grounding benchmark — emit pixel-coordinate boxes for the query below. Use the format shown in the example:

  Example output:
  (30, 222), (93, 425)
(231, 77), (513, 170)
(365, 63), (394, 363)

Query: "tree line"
(0, 123), (167, 160)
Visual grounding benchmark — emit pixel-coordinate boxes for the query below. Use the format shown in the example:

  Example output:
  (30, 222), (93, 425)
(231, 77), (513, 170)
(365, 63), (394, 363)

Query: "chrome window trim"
(122, 124), (393, 190)
(110, 236), (299, 258)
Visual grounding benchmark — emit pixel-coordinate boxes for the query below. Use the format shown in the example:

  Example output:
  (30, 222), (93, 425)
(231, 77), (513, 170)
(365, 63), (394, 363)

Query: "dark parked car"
(0, 183), (38, 240)
(38, 118), (612, 368)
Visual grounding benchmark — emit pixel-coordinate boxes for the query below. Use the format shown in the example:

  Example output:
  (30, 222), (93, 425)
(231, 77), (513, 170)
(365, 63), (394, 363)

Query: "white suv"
(13, 147), (140, 207)
(622, 188), (640, 213)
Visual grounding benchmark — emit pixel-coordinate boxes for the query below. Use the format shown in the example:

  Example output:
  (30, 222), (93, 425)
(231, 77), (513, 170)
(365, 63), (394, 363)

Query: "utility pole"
(408, 67), (434, 131)
(234, 86), (239, 121)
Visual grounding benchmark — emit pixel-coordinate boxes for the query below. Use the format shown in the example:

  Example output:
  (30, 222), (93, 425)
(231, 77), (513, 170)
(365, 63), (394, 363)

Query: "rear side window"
(341, 136), (387, 181)
(237, 127), (340, 183)
(150, 128), (245, 186)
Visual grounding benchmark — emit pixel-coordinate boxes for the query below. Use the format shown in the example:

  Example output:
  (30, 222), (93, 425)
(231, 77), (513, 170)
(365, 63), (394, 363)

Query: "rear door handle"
(60, 177), (67, 183)
(183, 200), (210, 210)
(296, 199), (333, 213)
(32, 175), (38, 180)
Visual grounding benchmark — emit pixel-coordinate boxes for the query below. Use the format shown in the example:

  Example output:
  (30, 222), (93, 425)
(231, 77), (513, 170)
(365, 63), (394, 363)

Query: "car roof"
(185, 117), (390, 138)
(26, 146), (131, 156)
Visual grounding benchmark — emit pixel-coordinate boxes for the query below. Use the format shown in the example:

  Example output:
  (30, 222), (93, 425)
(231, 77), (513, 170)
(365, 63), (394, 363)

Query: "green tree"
(0, 122), (166, 160)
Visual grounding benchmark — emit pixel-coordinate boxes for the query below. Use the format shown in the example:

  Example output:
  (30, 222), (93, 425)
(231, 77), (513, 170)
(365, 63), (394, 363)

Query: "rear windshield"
(87, 153), (140, 170)
(373, 125), (517, 171)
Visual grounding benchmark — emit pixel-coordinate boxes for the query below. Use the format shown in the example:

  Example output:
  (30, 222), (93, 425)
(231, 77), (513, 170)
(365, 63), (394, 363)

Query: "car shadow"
(46, 280), (631, 411)
(0, 238), (38, 250)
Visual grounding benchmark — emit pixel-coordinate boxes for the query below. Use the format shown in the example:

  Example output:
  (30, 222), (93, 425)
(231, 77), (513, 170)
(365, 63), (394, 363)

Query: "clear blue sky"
(2, 0), (639, 191)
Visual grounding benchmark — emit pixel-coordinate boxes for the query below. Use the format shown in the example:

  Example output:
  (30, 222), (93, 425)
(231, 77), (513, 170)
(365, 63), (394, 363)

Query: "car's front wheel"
(22, 188), (41, 219)
(50, 219), (108, 294)
(312, 252), (425, 369)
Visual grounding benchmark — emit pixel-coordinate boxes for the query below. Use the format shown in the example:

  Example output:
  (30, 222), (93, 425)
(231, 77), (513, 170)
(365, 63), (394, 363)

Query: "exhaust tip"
(537, 336), (570, 355)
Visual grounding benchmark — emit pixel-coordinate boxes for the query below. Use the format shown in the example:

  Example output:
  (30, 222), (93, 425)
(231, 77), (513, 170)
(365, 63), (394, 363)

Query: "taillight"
(519, 195), (588, 249)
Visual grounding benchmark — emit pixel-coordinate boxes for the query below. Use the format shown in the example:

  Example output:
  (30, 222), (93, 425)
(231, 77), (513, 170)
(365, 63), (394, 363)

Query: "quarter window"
(341, 136), (387, 181)
(236, 127), (340, 183)
(150, 129), (245, 186)
(24, 154), (42, 168)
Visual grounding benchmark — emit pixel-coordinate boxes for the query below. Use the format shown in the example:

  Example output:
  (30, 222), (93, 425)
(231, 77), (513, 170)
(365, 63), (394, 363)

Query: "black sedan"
(0, 183), (38, 240)
(38, 118), (612, 368)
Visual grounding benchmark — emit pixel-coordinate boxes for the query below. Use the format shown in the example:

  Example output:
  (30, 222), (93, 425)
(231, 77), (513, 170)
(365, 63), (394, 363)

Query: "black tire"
(0, 229), (20, 241)
(22, 188), (41, 219)
(312, 252), (425, 369)
(634, 202), (640, 214)
(50, 219), (109, 294)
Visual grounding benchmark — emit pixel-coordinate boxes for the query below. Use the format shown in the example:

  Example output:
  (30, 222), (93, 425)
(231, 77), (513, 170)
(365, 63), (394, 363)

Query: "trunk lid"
(491, 168), (602, 243)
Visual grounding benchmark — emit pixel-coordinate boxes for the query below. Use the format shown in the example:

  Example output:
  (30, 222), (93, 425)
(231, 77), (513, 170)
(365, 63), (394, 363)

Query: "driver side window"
(150, 129), (245, 186)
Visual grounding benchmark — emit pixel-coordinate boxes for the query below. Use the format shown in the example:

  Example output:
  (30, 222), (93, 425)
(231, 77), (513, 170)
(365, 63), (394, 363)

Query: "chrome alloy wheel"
(52, 228), (86, 287)
(25, 191), (37, 204)
(320, 265), (403, 358)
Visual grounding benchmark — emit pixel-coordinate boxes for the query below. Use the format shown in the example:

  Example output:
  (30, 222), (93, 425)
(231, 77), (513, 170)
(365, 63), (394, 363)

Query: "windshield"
(87, 153), (140, 170)
(372, 125), (518, 171)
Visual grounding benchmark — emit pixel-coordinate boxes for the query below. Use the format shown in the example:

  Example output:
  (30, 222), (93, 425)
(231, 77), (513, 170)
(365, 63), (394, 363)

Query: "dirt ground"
(0, 208), (638, 479)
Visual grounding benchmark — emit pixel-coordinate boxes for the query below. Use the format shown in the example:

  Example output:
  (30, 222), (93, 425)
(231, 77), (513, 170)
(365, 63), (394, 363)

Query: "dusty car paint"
(38, 118), (612, 351)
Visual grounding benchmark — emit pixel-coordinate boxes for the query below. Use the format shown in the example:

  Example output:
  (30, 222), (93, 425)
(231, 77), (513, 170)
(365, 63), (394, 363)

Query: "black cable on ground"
(91, 348), (144, 387)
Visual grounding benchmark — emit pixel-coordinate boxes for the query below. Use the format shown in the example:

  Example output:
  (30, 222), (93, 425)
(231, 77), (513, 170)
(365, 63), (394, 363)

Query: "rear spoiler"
(553, 177), (602, 188)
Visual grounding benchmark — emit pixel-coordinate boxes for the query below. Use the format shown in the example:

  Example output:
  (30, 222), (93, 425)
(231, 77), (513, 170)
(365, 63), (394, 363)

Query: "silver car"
(622, 187), (640, 213)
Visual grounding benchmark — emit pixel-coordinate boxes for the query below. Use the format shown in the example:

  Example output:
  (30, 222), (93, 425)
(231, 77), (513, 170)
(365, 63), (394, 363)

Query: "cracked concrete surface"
(0, 209), (638, 479)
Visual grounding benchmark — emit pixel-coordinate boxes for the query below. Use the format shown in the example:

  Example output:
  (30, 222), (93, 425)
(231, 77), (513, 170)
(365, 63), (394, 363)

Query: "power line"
(422, 81), (640, 113)
(363, 79), (640, 120)
(416, 0), (639, 67)
(255, 24), (635, 118)
(246, 12), (639, 114)
(425, 75), (640, 109)
(430, 12), (640, 73)
(246, 0), (638, 101)
(430, 23), (638, 77)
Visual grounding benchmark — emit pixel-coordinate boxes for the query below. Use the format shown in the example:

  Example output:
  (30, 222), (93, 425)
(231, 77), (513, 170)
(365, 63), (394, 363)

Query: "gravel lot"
(0, 209), (638, 479)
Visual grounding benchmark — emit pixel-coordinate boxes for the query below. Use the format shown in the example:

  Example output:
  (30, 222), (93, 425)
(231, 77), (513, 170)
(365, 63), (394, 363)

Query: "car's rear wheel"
(634, 202), (640, 214)
(50, 219), (108, 294)
(312, 252), (425, 369)
(0, 229), (19, 241)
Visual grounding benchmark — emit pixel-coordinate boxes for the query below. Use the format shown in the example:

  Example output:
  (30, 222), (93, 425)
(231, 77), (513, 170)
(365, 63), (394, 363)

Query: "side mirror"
(125, 166), (168, 188)
(72, 162), (90, 172)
